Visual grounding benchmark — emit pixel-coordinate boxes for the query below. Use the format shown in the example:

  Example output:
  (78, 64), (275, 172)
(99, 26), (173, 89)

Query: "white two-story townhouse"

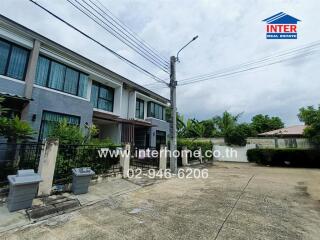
(0, 14), (170, 148)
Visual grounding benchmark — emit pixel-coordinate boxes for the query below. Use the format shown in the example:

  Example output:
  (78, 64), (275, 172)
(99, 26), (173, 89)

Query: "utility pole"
(169, 56), (178, 173)
(169, 36), (198, 174)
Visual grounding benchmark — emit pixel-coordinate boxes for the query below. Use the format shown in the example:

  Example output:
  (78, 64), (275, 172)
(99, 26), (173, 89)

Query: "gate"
(54, 145), (122, 185)
(130, 147), (159, 170)
(0, 142), (44, 187)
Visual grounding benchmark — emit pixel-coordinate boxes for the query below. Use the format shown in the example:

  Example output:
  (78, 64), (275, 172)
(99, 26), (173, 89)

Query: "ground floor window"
(38, 111), (80, 141)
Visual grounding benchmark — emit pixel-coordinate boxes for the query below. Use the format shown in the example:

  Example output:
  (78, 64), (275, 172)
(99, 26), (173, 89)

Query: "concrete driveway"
(1, 162), (320, 240)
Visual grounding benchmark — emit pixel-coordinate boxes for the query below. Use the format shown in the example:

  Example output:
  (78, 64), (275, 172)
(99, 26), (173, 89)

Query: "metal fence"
(54, 145), (122, 185)
(130, 147), (159, 170)
(0, 142), (44, 187)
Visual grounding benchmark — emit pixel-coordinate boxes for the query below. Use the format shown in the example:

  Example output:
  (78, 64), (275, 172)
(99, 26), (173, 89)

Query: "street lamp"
(169, 35), (199, 173)
(176, 35), (199, 62)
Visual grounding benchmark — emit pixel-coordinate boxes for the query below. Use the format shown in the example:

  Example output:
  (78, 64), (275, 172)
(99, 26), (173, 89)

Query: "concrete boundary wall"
(213, 144), (256, 163)
(247, 137), (312, 149)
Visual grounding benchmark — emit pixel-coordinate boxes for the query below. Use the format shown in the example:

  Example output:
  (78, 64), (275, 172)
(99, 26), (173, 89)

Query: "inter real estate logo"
(263, 12), (300, 39)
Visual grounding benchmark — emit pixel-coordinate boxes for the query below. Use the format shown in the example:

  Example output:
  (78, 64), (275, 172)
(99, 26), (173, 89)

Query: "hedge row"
(177, 139), (213, 161)
(247, 148), (320, 168)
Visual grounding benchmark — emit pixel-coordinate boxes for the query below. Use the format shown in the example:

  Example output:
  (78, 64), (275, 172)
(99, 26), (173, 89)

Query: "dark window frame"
(147, 101), (165, 120)
(38, 110), (81, 142)
(36, 55), (88, 97)
(0, 37), (30, 81)
(91, 81), (114, 112)
(156, 130), (166, 149)
(135, 98), (144, 119)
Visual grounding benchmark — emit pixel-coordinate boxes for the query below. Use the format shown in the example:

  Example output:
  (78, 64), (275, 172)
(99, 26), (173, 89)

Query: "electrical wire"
(179, 49), (319, 86)
(178, 41), (320, 84)
(67, 0), (169, 73)
(89, 0), (169, 66)
(28, 0), (168, 85)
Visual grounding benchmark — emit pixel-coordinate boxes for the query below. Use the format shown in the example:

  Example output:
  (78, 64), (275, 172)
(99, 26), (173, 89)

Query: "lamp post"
(169, 35), (198, 173)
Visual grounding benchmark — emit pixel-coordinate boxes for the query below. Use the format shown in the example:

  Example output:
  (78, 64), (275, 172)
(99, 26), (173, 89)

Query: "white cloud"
(1, 0), (320, 125)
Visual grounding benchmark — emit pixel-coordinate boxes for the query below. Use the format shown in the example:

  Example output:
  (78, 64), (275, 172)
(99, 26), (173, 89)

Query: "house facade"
(0, 15), (170, 148)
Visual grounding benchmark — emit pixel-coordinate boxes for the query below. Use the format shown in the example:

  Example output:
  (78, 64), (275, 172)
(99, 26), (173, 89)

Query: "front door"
(156, 130), (166, 150)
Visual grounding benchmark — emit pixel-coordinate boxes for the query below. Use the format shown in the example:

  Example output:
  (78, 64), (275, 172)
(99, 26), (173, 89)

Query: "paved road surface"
(1, 162), (320, 240)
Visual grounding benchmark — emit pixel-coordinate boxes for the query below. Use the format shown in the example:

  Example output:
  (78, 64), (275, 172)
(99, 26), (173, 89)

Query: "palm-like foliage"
(212, 111), (242, 136)
(0, 116), (34, 143)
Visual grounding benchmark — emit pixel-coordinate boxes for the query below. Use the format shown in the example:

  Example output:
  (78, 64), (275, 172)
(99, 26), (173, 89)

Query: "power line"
(179, 49), (319, 86)
(177, 41), (320, 85)
(68, 0), (168, 72)
(179, 41), (320, 84)
(28, 0), (168, 85)
(144, 41), (320, 89)
(89, 0), (169, 66)
(67, 0), (169, 73)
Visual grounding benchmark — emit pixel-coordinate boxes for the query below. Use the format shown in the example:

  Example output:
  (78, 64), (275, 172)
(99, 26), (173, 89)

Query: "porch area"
(92, 110), (153, 147)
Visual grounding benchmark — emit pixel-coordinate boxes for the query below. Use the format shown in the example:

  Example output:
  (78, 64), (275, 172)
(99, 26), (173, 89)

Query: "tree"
(251, 114), (284, 134)
(188, 119), (205, 138)
(225, 123), (255, 146)
(212, 111), (242, 136)
(0, 97), (34, 143)
(0, 116), (35, 143)
(200, 119), (215, 138)
(177, 113), (186, 138)
(298, 105), (320, 145)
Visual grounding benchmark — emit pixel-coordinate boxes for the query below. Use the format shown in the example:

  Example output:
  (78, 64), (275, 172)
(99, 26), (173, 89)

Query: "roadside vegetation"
(0, 97), (34, 143)
(177, 111), (284, 146)
(298, 105), (320, 146)
(247, 148), (320, 168)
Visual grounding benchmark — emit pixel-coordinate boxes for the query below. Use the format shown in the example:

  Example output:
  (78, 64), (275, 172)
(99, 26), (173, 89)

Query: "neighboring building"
(257, 125), (306, 138)
(248, 125), (311, 149)
(0, 15), (169, 148)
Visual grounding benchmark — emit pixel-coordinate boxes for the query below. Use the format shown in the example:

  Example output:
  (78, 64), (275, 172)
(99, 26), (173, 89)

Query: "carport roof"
(93, 111), (153, 127)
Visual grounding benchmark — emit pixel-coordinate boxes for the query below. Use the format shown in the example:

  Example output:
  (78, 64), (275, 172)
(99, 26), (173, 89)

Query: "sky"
(1, 0), (320, 126)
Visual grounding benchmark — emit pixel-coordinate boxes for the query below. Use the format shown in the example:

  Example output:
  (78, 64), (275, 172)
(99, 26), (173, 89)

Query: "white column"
(199, 147), (203, 163)
(182, 146), (189, 166)
(159, 145), (167, 170)
(37, 139), (59, 196)
(122, 143), (131, 178)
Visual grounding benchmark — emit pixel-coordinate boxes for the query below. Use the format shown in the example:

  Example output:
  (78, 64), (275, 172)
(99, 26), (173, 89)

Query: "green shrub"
(177, 138), (213, 160)
(49, 120), (85, 144)
(88, 138), (121, 147)
(247, 148), (320, 168)
(225, 123), (254, 146)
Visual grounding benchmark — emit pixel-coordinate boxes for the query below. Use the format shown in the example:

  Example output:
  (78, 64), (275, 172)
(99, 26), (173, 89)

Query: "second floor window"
(0, 38), (29, 80)
(147, 102), (165, 120)
(135, 98), (144, 119)
(90, 81), (114, 112)
(35, 55), (88, 98)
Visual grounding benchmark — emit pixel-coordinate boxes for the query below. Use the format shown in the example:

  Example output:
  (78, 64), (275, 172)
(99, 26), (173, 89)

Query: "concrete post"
(122, 143), (131, 178)
(199, 147), (203, 164)
(159, 145), (167, 170)
(24, 39), (41, 99)
(169, 56), (178, 174)
(21, 39), (41, 121)
(181, 146), (189, 166)
(37, 139), (59, 196)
